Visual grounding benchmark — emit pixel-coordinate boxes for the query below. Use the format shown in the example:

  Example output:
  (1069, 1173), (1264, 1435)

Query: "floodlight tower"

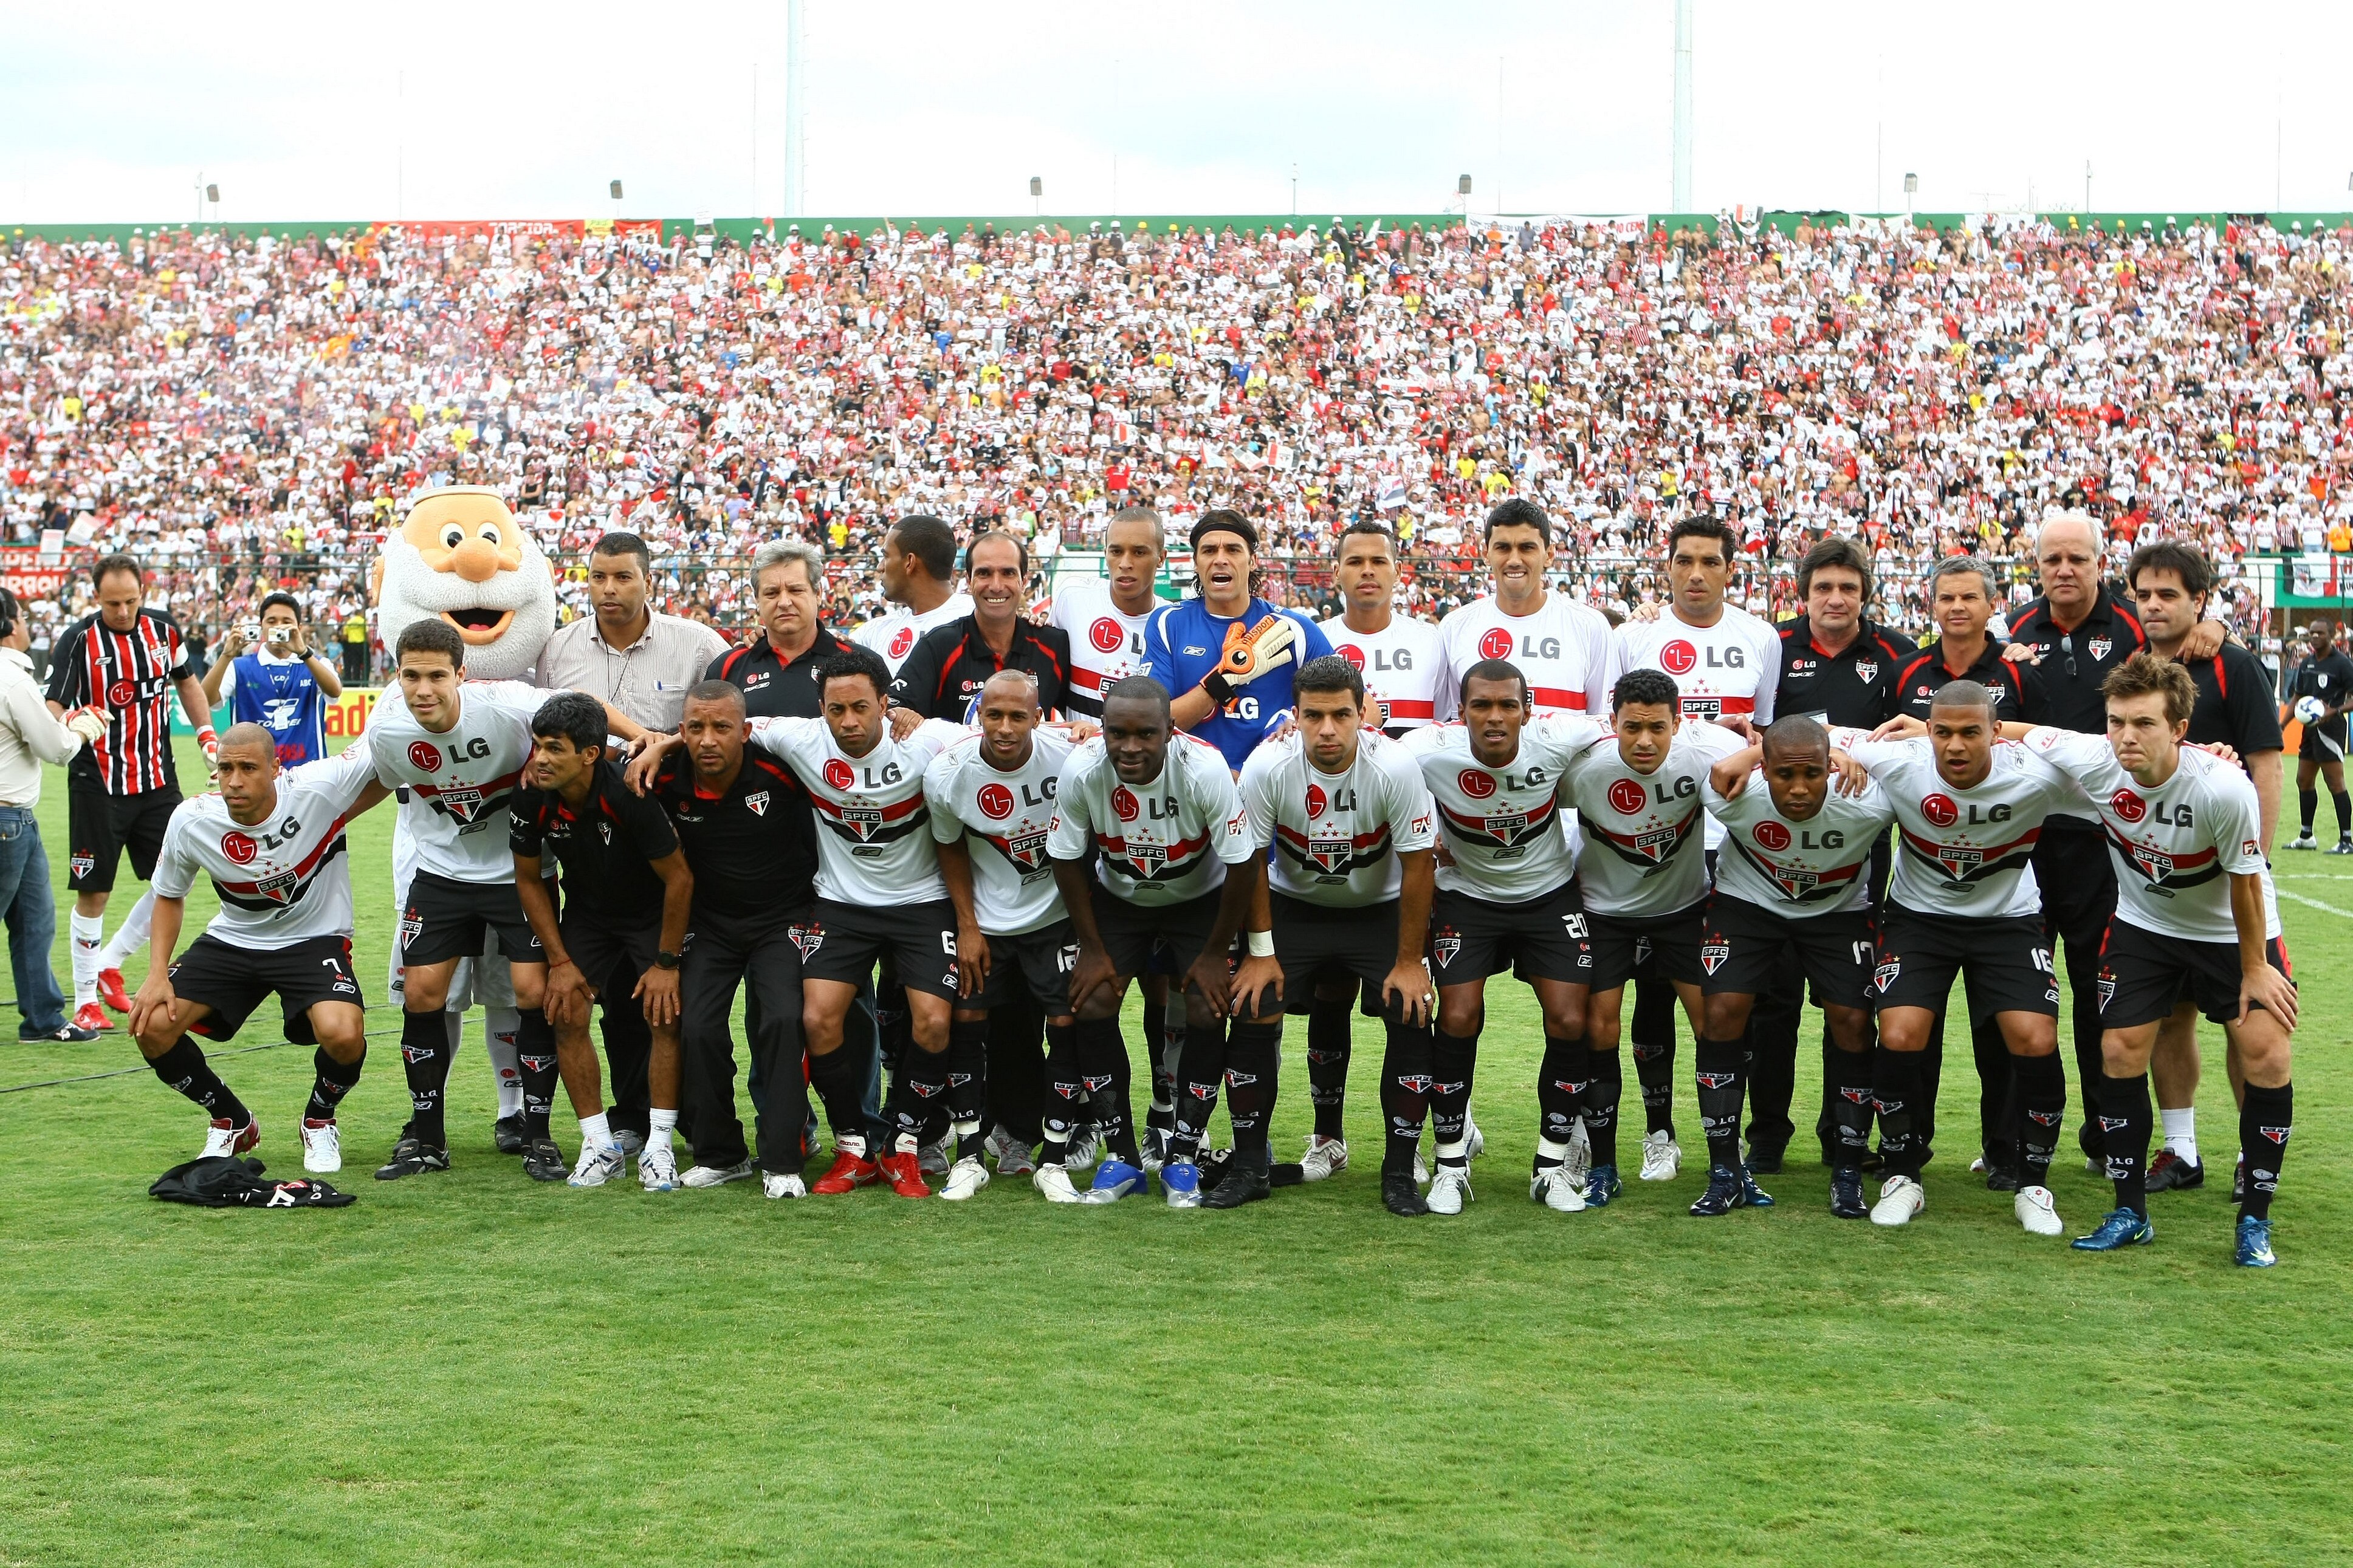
(1671, 0), (1694, 211)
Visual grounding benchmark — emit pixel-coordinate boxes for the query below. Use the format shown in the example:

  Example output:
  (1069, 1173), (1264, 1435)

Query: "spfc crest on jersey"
(745, 791), (769, 817)
(2129, 843), (2173, 882)
(788, 920), (825, 959)
(1007, 829), (1049, 873)
(1700, 939), (1730, 975)
(1635, 826), (1680, 863)
(2088, 637), (2114, 662)
(255, 870), (300, 905)
(1852, 659), (1878, 685)
(1874, 956), (1902, 992)
(840, 803), (883, 840)
(1934, 845), (1984, 879)
(437, 787), (485, 823)
(1432, 926), (1462, 969)
(1308, 834), (1352, 875)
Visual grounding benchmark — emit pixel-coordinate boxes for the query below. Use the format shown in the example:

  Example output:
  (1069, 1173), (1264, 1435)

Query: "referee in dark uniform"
(1997, 513), (2146, 1165)
(1747, 536), (1916, 1169)
(884, 529), (1073, 1165)
(2126, 538), (2286, 1193)
(45, 553), (216, 1032)
(1886, 554), (2049, 1182)
(2281, 618), (2353, 852)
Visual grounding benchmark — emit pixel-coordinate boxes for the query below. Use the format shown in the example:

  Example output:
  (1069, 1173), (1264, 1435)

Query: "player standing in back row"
(1142, 508), (1333, 772)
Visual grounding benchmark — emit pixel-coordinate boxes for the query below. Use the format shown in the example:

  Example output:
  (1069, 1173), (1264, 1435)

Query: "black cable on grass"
(0, 1019), (417, 1095)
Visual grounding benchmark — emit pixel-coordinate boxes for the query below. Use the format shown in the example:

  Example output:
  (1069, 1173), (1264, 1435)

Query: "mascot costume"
(372, 486), (561, 1145)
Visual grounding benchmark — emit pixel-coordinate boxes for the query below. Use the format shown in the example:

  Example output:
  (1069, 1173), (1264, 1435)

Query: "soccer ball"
(2295, 695), (2326, 725)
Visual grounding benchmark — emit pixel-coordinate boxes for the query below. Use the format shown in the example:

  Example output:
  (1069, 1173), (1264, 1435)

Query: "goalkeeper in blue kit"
(1142, 510), (1334, 773)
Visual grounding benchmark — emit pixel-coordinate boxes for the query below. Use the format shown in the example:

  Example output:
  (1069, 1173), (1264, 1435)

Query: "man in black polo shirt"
(2128, 539), (2284, 1195)
(648, 680), (859, 1200)
(886, 528), (1074, 1171)
(1881, 554), (2048, 1179)
(511, 692), (695, 1192)
(1749, 536), (1917, 1169)
(888, 530), (1073, 721)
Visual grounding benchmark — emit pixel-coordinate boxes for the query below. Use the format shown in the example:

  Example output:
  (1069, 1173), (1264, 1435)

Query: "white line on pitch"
(2277, 888), (2353, 919)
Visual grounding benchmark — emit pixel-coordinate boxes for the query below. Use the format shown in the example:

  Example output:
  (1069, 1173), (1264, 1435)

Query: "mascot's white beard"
(374, 534), (560, 682)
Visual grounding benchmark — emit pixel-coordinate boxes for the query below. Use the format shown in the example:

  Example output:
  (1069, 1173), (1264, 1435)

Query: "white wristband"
(1246, 930), (1274, 958)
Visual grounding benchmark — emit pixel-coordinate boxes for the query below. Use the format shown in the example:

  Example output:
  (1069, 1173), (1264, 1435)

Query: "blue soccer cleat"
(2071, 1208), (2154, 1251)
(1161, 1160), (1202, 1210)
(1085, 1158), (1146, 1204)
(2234, 1214), (2277, 1268)
(1584, 1163), (1623, 1208)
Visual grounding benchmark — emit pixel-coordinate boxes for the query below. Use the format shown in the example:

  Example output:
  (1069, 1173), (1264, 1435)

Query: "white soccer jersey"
(1239, 730), (1437, 908)
(1046, 733), (1255, 907)
(1049, 576), (1155, 716)
(1565, 722), (1747, 917)
(154, 747), (378, 950)
(1321, 612), (1443, 729)
(1434, 593), (1616, 721)
(1404, 716), (1604, 902)
(1612, 605), (1784, 726)
(748, 714), (967, 905)
(2019, 727), (2278, 943)
(1835, 729), (2077, 920)
(368, 681), (548, 885)
(853, 592), (976, 674)
(1705, 767), (1894, 917)
(926, 727), (1076, 935)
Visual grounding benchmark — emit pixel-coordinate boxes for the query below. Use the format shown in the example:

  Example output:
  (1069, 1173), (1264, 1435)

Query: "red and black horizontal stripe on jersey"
(974, 825), (1053, 874)
(809, 788), (929, 846)
(1898, 824), (2041, 885)
(409, 769), (522, 826)
(1727, 837), (1867, 903)
(1273, 821), (1395, 878)
(1096, 829), (1211, 884)
(1438, 799), (1554, 851)
(2102, 826), (2222, 891)
(210, 819), (352, 913)
(1586, 805), (1702, 869)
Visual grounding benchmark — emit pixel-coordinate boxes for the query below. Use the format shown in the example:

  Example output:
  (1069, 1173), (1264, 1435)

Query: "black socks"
(1043, 1017), (1094, 1163)
(887, 1040), (952, 1149)
(947, 1017), (989, 1162)
(1694, 1035), (1748, 1171)
(2240, 1082), (2293, 1221)
(1579, 1044), (1623, 1171)
(1430, 1027), (1477, 1164)
(1872, 1046), (1926, 1179)
(399, 1008), (451, 1146)
(303, 1044), (365, 1123)
(1307, 995), (1354, 1142)
(1378, 1018), (1433, 1175)
(1171, 1009), (1229, 1163)
(2097, 1070), (2153, 1216)
(2012, 1051), (2066, 1188)
(1826, 1047), (1874, 1168)
(1221, 1019), (1281, 1158)
(152, 1035), (249, 1125)
(515, 1006), (558, 1138)
(807, 1046), (871, 1152)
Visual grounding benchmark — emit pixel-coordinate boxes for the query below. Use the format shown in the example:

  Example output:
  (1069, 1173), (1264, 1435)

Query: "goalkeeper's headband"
(1190, 514), (1259, 553)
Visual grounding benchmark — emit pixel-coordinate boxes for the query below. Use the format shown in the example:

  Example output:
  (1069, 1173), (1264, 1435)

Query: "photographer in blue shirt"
(202, 592), (342, 766)
(1142, 510), (1333, 773)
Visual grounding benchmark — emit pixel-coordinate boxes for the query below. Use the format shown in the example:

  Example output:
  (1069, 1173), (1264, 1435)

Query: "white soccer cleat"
(1870, 1174), (1926, 1227)
(1033, 1163), (1085, 1203)
(201, 1115), (258, 1160)
(1638, 1130), (1682, 1182)
(638, 1143), (679, 1192)
(568, 1140), (626, 1188)
(2015, 1184), (2064, 1237)
(1562, 1120), (1592, 1185)
(1426, 1165), (1473, 1215)
(1299, 1135), (1349, 1182)
(761, 1172), (808, 1199)
(1530, 1164), (1589, 1213)
(299, 1118), (341, 1174)
(939, 1155), (991, 1201)
(681, 1160), (757, 1188)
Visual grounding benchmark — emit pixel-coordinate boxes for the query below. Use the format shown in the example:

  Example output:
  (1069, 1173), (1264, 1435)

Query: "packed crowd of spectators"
(6, 204), (2347, 675)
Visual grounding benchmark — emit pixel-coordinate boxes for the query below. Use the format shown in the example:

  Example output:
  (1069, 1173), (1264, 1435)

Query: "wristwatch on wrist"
(654, 950), (682, 970)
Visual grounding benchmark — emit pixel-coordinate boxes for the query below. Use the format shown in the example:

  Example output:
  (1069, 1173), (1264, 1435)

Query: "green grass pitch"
(2, 739), (2348, 1567)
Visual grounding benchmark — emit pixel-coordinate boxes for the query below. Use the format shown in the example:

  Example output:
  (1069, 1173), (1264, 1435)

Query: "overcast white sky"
(4, 1), (2351, 225)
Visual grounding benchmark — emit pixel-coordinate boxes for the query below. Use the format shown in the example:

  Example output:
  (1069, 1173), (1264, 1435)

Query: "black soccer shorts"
(797, 897), (960, 1000)
(1263, 893), (1415, 1019)
(170, 932), (362, 1045)
(1429, 880), (1593, 988)
(965, 919), (1082, 1014)
(1871, 905), (2058, 1021)
(399, 870), (546, 967)
(1585, 901), (1706, 992)
(2098, 917), (2295, 1029)
(1699, 893), (1876, 1012)
(1090, 884), (1224, 984)
(558, 906), (664, 1007)
(66, 782), (178, 893)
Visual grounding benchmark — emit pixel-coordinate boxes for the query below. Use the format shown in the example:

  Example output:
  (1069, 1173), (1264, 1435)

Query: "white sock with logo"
(69, 912), (103, 1004)
(482, 1005), (523, 1117)
(95, 890), (155, 971)
(580, 1111), (614, 1151)
(2160, 1108), (2197, 1165)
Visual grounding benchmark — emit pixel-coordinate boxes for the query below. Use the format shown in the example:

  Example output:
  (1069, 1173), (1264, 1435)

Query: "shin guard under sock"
(2239, 1083), (2293, 1221)
(2012, 1051), (2066, 1188)
(2096, 1070), (2153, 1216)
(1579, 1044), (1623, 1170)
(1221, 1019), (1282, 1159)
(151, 1035), (248, 1125)
(1826, 1047), (1875, 1167)
(1872, 1046), (1927, 1179)
(807, 1047), (870, 1155)
(304, 1045), (365, 1123)
(1172, 1010), (1229, 1162)
(1430, 1028), (1478, 1159)
(947, 1018), (989, 1162)
(1378, 1018), (1434, 1174)
(1307, 994), (1354, 1142)
(1694, 1035), (1748, 1171)
(515, 1007), (559, 1138)
(399, 1008), (452, 1146)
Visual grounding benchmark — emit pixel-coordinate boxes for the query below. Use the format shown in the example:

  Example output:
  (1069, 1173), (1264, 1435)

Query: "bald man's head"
(1760, 714), (1830, 763)
(218, 721), (277, 760)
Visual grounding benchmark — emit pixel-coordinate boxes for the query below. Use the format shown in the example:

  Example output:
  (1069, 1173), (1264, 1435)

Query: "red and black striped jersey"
(45, 609), (194, 795)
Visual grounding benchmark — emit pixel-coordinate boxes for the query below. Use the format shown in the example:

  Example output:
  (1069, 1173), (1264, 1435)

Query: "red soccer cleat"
(878, 1149), (931, 1199)
(96, 968), (131, 1013)
(809, 1147), (880, 1194)
(73, 1002), (111, 1034)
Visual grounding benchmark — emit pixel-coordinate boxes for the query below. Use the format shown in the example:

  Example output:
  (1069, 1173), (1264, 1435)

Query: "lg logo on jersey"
(1611, 776), (1696, 813)
(823, 758), (903, 790)
(408, 738), (490, 772)
(1305, 785), (1358, 817)
(1661, 638), (1744, 675)
(1336, 644), (1415, 672)
(223, 817), (307, 861)
(1090, 618), (1125, 654)
(1923, 794), (2011, 827)
(1756, 820), (1845, 850)
(1479, 628), (1561, 662)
